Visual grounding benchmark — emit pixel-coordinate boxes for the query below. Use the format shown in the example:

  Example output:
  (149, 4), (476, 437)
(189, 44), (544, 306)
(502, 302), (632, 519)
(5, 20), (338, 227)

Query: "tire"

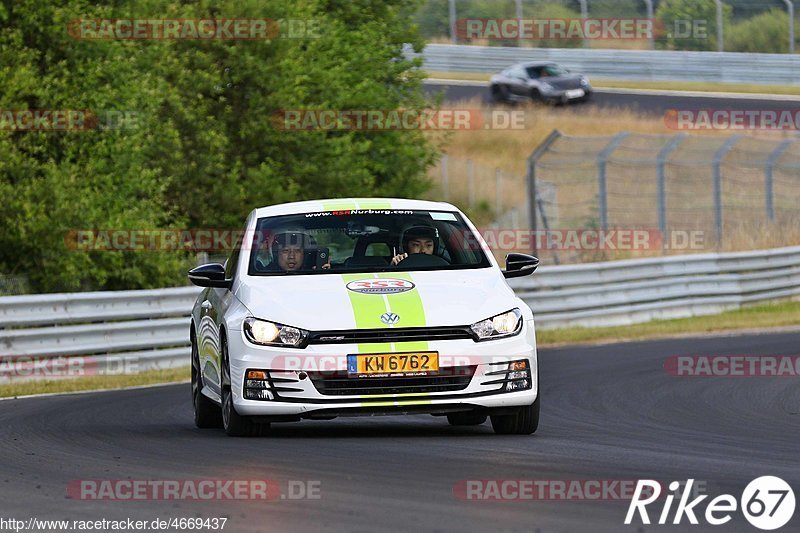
(221, 335), (270, 437)
(191, 328), (222, 429)
(447, 412), (487, 426)
(490, 393), (540, 435)
(490, 84), (510, 103)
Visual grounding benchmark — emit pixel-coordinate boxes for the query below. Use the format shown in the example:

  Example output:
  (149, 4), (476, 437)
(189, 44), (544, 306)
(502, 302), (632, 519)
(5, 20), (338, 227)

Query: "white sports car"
(189, 198), (540, 436)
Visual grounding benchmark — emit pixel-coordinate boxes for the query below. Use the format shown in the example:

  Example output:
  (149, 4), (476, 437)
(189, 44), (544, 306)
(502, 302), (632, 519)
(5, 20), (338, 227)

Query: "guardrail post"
(643, 0), (655, 50)
(597, 132), (631, 231)
(765, 139), (795, 223)
(527, 130), (562, 255)
(712, 135), (743, 246)
(783, 0), (795, 53)
(656, 134), (687, 238)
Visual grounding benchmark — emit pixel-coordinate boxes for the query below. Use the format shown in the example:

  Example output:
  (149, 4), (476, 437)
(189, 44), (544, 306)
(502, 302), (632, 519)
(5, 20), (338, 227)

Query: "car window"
(247, 209), (491, 275)
(525, 66), (542, 79)
(509, 66), (527, 79)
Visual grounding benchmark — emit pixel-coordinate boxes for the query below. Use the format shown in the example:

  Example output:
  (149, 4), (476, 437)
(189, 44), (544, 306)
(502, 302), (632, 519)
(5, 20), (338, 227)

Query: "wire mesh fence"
(428, 130), (800, 265)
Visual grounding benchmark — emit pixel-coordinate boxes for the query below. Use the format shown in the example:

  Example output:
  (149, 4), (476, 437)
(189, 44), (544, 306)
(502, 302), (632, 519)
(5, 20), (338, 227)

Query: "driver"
(260, 232), (329, 272)
(391, 225), (438, 266)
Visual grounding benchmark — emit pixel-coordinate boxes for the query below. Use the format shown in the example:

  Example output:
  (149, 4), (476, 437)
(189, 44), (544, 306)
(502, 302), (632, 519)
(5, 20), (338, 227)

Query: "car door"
(507, 65), (531, 97)
(198, 231), (244, 397)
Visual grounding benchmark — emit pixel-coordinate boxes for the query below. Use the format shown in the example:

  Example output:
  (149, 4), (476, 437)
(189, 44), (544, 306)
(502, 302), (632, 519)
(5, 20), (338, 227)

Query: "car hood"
(235, 268), (518, 331)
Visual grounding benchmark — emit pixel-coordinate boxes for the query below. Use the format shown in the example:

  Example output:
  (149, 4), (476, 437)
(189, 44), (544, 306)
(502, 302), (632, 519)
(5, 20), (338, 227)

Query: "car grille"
(307, 366), (477, 396)
(307, 326), (474, 345)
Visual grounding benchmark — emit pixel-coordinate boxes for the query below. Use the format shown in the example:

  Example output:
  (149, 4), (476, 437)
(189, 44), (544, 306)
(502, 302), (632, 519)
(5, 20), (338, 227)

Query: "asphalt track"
(2, 330), (799, 532)
(426, 80), (800, 116)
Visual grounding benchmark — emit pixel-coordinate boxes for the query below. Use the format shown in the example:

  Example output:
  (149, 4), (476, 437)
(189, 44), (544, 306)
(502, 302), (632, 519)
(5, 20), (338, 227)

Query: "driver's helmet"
(400, 225), (439, 255)
(270, 231), (316, 262)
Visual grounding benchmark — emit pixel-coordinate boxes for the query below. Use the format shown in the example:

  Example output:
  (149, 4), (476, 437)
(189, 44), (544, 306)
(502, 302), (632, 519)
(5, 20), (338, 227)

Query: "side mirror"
(502, 253), (539, 279)
(188, 263), (230, 288)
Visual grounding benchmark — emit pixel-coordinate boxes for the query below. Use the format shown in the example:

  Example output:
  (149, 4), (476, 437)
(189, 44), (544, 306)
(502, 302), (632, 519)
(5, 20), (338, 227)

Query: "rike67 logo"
(625, 477), (795, 530)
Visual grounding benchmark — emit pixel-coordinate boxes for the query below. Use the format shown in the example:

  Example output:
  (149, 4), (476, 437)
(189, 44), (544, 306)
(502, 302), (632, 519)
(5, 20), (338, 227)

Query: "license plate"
(347, 352), (439, 377)
(565, 89), (585, 99)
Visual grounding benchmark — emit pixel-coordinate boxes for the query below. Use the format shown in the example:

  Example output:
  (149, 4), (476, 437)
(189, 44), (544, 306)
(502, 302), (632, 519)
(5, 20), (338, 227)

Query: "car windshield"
(527, 64), (568, 77)
(247, 209), (491, 275)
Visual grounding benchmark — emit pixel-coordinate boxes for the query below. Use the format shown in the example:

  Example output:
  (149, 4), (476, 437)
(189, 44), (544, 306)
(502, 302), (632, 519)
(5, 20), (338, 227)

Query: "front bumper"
(226, 320), (538, 419)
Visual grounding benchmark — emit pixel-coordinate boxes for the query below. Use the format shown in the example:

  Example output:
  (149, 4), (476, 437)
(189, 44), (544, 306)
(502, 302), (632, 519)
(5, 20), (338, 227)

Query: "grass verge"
(0, 366), (189, 399)
(425, 71), (800, 96)
(537, 300), (800, 346)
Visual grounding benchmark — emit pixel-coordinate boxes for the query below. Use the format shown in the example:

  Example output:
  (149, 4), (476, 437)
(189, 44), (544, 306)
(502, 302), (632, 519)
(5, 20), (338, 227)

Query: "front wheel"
(192, 329), (222, 429)
(491, 394), (540, 435)
(221, 338), (270, 437)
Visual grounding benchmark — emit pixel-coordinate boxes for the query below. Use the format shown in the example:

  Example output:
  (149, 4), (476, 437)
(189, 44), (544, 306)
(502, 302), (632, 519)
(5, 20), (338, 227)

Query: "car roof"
(252, 198), (459, 218)
(518, 62), (559, 68)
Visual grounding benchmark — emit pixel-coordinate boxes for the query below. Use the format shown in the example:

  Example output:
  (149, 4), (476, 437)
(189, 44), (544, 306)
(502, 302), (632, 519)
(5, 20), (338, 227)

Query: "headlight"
(580, 76), (590, 87)
(470, 308), (523, 341)
(244, 317), (308, 348)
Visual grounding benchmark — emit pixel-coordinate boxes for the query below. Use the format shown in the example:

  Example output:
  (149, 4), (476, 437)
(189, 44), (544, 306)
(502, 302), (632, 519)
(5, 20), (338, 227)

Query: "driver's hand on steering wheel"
(390, 253), (408, 266)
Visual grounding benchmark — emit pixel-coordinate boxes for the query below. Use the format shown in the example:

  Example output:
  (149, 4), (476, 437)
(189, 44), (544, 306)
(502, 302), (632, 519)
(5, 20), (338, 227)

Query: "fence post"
(449, 0), (457, 44)
(783, 0), (795, 54)
(597, 132), (631, 231)
(495, 168), (502, 220)
(643, 0), (655, 50)
(656, 134), (687, 237)
(765, 139), (795, 223)
(527, 130), (562, 256)
(441, 154), (449, 201)
(467, 159), (475, 209)
(715, 0), (725, 51)
(578, 0), (589, 48)
(712, 135), (743, 246)
(515, 0), (524, 48)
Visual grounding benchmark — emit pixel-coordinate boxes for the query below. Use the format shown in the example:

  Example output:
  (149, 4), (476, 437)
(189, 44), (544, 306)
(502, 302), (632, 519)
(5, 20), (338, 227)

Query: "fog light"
(505, 359), (531, 392)
(244, 389), (274, 400)
(244, 368), (272, 401)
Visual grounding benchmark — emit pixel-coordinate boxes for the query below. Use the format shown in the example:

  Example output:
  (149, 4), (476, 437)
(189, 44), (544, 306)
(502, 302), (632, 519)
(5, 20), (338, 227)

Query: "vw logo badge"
(380, 312), (400, 325)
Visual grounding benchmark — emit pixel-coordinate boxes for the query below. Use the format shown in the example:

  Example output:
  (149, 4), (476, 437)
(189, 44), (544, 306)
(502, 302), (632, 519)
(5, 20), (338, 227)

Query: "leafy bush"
(655, 0), (731, 51)
(0, 0), (437, 292)
(727, 8), (792, 53)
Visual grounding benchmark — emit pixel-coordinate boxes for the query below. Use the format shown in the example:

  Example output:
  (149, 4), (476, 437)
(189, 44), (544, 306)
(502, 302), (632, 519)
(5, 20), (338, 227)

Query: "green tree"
(0, 0), (438, 292)
(655, 0), (731, 51)
(728, 8), (792, 53)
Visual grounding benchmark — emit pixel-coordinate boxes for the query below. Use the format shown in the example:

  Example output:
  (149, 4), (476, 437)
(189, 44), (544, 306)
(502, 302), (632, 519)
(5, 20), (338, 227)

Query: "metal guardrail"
(2, 246), (799, 382)
(413, 44), (800, 85)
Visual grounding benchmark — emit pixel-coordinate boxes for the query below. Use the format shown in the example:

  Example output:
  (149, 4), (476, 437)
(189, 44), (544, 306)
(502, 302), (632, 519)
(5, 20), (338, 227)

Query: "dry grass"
(0, 367), (189, 399)
(425, 99), (800, 260)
